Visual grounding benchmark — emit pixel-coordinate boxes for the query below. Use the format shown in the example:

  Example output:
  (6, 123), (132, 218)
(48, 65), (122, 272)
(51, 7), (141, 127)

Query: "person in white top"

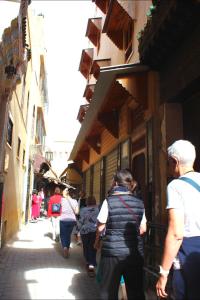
(156, 140), (200, 300)
(59, 188), (78, 258)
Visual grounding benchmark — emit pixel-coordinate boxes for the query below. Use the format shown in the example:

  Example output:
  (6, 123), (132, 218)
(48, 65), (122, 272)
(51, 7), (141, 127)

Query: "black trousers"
(99, 255), (145, 300)
(81, 232), (97, 266)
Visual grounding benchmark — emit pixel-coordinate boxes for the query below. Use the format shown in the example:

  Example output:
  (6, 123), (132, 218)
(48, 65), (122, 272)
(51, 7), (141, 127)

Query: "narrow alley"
(0, 218), (100, 300)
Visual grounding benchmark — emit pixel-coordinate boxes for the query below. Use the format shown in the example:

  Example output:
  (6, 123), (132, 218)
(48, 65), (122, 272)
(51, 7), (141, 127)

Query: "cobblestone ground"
(0, 218), (100, 299)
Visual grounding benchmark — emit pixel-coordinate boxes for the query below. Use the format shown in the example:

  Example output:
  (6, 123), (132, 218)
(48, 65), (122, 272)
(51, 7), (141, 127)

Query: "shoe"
(88, 265), (95, 277)
(63, 247), (69, 258)
(55, 235), (60, 242)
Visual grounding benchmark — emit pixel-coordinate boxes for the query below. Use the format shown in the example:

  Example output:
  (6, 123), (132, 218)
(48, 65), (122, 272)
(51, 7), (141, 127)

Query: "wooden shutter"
(105, 148), (118, 196)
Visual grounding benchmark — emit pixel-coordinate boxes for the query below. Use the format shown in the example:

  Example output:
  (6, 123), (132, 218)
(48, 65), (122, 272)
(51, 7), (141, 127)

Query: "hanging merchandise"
(11, 18), (23, 84)
(11, 18), (20, 66)
(18, 0), (29, 63)
(2, 28), (13, 66)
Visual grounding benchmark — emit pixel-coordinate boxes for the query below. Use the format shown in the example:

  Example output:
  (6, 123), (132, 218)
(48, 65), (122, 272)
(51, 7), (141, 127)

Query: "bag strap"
(117, 195), (138, 223)
(67, 198), (77, 215)
(179, 177), (200, 192)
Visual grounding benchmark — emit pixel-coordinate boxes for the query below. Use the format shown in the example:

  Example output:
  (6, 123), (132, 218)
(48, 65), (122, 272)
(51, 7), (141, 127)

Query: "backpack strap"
(179, 177), (200, 192)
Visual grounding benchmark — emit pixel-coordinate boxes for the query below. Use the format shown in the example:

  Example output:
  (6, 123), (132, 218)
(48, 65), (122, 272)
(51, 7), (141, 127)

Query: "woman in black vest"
(95, 169), (146, 300)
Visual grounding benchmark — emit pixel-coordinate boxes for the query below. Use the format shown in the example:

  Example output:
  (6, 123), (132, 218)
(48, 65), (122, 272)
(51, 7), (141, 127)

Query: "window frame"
(7, 116), (13, 147)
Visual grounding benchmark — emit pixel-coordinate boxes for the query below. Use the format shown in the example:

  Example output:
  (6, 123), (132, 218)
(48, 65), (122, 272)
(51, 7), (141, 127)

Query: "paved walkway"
(0, 218), (100, 299)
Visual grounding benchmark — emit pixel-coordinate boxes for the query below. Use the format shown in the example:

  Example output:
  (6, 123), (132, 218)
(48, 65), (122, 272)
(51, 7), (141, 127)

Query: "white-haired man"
(156, 140), (200, 300)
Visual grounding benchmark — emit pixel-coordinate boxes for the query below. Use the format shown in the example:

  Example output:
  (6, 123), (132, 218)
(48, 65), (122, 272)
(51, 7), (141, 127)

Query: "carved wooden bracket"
(86, 135), (101, 154)
(77, 149), (90, 164)
(98, 110), (119, 139)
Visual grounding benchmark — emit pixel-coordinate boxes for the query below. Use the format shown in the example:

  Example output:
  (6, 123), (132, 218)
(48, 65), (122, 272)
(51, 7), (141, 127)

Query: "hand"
(156, 275), (168, 298)
(94, 239), (101, 251)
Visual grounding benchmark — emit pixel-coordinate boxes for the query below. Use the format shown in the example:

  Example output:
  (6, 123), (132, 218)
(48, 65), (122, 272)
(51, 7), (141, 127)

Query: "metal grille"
(93, 161), (101, 204)
(85, 169), (91, 197)
(105, 148), (118, 196)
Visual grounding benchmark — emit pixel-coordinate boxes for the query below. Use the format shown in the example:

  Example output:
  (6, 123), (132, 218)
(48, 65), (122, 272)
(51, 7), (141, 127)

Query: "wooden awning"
(90, 59), (111, 79)
(97, 80), (132, 138)
(60, 163), (83, 186)
(92, 0), (109, 14)
(77, 104), (90, 123)
(78, 48), (94, 79)
(86, 18), (102, 47)
(69, 64), (149, 162)
(83, 84), (95, 103)
(103, 0), (133, 49)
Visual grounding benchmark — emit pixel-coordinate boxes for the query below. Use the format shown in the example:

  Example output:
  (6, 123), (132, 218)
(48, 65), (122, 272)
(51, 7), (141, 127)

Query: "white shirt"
(167, 171), (200, 237)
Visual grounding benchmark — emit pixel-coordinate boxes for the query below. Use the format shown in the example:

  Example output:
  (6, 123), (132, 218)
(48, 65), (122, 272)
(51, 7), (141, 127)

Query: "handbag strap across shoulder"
(117, 195), (138, 223)
(179, 177), (200, 192)
(67, 198), (76, 215)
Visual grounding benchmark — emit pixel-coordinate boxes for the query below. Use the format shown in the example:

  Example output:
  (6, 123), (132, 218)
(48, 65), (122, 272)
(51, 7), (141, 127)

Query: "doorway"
(182, 91), (200, 171)
(132, 153), (145, 202)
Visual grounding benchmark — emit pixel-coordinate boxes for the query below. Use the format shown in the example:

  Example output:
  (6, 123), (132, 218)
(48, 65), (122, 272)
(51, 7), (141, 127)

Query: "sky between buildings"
(32, 0), (94, 149)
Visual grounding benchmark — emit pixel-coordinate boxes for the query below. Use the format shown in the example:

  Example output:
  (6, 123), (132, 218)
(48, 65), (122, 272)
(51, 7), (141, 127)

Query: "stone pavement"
(0, 218), (100, 299)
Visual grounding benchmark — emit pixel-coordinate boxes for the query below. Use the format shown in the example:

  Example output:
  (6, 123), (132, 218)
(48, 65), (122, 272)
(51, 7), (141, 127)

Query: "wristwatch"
(159, 265), (169, 277)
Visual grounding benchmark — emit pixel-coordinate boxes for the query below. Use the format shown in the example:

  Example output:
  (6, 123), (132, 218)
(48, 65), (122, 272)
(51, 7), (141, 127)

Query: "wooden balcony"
(90, 58), (111, 79)
(78, 48), (94, 79)
(92, 0), (109, 14)
(102, 0), (134, 49)
(86, 18), (102, 47)
(83, 84), (96, 103)
(77, 104), (90, 123)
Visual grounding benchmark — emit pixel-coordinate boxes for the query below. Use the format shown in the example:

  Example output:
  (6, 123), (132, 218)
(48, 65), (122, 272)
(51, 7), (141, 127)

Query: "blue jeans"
(60, 220), (76, 249)
(173, 236), (200, 300)
(81, 232), (97, 266)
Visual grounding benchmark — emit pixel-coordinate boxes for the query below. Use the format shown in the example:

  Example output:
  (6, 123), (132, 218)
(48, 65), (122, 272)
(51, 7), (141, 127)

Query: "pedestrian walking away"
(94, 169), (146, 300)
(77, 195), (99, 277)
(60, 188), (78, 258)
(156, 140), (200, 300)
(47, 186), (62, 241)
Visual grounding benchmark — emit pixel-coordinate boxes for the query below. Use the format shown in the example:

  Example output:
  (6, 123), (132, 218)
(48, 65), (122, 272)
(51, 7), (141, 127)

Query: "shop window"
(124, 22), (133, 61)
(17, 138), (21, 158)
(7, 117), (13, 147)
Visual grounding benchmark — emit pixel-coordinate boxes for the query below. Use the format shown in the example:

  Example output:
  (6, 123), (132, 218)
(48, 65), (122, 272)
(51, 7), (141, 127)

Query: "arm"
(74, 204), (79, 215)
(139, 211), (147, 235)
(156, 208), (184, 298)
(77, 209), (85, 231)
(94, 199), (108, 250)
(94, 221), (106, 250)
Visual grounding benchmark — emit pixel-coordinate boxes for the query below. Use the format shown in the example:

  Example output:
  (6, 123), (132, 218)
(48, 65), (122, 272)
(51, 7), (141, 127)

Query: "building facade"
(68, 0), (200, 297)
(0, 1), (48, 246)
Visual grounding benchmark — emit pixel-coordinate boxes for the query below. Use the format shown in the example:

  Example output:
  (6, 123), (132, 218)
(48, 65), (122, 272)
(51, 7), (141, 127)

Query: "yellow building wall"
(2, 9), (47, 243)
(3, 91), (27, 241)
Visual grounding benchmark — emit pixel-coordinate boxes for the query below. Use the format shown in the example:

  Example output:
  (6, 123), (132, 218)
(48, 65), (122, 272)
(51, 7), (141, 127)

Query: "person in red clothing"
(31, 190), (40, 221)
(48, 186), (62, 241)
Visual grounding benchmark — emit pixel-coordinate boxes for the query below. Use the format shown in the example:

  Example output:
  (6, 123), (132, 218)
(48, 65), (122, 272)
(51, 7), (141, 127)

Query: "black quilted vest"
(101, 193), (144, 257)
